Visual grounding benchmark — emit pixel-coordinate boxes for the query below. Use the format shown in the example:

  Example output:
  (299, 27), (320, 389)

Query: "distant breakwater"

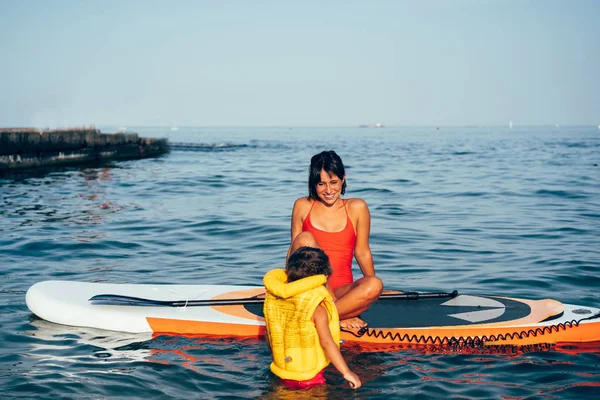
(0, 127), (168, 171)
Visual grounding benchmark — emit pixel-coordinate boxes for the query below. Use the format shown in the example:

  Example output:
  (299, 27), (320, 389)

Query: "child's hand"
(343, 371), (361, 389)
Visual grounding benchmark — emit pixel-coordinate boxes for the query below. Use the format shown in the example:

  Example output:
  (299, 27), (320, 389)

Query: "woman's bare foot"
(340, 316), (367, 330)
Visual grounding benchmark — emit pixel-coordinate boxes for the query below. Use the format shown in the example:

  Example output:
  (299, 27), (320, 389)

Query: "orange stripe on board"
(147, 317), (266, 337)
(483, 322), (600, 346)
(146, 288), (266, 336)
(341, 319), (600, 345)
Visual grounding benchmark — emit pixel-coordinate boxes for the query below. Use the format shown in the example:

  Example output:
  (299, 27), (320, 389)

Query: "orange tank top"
(302, 200), (357, 290)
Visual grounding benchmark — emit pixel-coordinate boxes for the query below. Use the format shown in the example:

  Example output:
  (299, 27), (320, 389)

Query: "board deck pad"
(244, 295), (539, 328)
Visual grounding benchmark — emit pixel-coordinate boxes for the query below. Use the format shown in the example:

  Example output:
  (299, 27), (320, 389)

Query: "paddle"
(89, 290), (458, 307)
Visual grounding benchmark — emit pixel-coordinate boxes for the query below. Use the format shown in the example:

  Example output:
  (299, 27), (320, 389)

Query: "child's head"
(286, 246), (332, 283)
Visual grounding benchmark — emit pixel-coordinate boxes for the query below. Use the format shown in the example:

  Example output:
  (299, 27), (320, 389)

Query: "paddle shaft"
(89, 290), (458, 307)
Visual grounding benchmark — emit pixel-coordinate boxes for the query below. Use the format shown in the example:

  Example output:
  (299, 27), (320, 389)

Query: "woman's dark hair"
(308, 150), (347, 200)
(286, 246), (332, 283)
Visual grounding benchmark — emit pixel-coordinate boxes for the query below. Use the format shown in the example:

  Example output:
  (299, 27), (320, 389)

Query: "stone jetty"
(0, 127), (169, 171)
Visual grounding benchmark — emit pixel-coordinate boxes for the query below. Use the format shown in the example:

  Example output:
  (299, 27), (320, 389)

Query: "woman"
(287, 150), (383, 329)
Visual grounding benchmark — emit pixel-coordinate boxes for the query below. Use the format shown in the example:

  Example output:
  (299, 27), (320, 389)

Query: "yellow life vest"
(263, 268), (340, 381)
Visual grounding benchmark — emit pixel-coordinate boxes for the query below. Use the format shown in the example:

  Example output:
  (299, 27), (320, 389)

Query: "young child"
(263, 246), (361, 390)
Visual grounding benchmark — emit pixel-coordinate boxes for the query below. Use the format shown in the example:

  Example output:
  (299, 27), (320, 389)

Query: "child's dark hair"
(286, 246), (332, 283)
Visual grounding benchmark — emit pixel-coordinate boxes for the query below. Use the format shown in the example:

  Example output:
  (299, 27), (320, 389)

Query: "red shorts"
(281, 370), (326, 390)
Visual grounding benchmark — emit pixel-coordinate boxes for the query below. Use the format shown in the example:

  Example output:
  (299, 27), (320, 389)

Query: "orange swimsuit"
(302, 200), (357, 290)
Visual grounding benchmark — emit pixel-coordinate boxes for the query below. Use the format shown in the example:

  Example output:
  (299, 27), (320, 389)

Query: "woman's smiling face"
(316, 169), (344, 205)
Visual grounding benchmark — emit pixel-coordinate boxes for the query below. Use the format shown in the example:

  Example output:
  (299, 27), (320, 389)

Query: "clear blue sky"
(1, 0), (598, 128)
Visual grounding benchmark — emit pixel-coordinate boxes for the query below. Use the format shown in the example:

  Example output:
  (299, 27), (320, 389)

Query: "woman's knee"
(364, 276), (383, 298)
(353, 276), (383, 300)
(291, 231), (319, 250)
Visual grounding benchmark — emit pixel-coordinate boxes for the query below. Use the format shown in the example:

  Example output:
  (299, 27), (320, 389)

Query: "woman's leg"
(289, 231), (320, 254)
(333, 276), (383, 329)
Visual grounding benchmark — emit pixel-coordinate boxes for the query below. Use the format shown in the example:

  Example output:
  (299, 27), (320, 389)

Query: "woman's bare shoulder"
(293, 197), (313, 212)
(345, 198), (368, 211)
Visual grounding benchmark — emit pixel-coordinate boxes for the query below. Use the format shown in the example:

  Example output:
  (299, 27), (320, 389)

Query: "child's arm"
(313, 305), (361, 389)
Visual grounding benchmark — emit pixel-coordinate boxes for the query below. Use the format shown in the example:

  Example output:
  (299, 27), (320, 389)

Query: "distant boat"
(359, 122), (384, 128)
(509, 120), (513, 129)
(118, 127), (127, 132)
(170, 126), (179, 131)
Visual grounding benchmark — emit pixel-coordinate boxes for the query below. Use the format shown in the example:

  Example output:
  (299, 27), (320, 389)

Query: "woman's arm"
(286, 198), (307, 261)
(351, 199), (375, 277)
(313, 305), (361, 389)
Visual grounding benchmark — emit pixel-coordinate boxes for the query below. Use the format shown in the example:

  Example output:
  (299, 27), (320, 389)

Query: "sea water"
(1, 126), (599, 399)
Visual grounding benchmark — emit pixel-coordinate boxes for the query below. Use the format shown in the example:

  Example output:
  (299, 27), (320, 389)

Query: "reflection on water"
(77, 168), (120, 234)
(27, 318), (154, 364)
(27, 318), (268, 375)
(1, 167), (121, 243)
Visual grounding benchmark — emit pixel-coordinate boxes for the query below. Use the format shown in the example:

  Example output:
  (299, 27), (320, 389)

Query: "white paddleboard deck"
(26, 280), (265, 334)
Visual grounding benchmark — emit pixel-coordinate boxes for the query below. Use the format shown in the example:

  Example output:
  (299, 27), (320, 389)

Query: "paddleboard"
(26, 281), (600, 348)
